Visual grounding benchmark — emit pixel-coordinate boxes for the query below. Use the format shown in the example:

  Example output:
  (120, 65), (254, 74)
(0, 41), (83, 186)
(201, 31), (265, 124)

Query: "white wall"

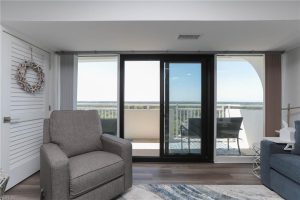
(282, 47), (300, 127)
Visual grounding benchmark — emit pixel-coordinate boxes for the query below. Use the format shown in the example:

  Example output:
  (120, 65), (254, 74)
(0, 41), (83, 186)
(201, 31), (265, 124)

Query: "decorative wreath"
(16, 60), (45, 93)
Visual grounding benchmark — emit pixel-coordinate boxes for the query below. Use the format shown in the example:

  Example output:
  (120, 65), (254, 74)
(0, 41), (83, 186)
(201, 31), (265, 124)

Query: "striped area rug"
(119, 184), (282, 200)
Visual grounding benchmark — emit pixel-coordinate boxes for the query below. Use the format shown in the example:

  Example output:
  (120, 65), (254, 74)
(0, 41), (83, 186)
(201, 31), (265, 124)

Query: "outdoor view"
(124, 61), (160, 157)
(166, 63), (202, 156)
(77, 56), (118, 136)
(77, 55), (264, 157)
(216, 55), (264, 156)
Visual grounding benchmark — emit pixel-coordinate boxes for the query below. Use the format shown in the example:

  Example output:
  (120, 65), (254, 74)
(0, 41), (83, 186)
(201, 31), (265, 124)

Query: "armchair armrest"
(260, 140), (290, 188)
(40, 143), (69, 200)
(101, 134), (132, 190)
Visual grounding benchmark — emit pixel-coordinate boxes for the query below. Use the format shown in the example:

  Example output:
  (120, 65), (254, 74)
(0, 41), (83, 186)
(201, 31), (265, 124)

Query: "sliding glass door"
(164, 62), (202, 156)
(120, 55), (214, 162)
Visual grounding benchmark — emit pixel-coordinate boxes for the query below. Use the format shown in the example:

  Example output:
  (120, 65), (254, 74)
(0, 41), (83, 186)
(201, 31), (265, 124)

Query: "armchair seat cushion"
(270, 154), (300, 184)
(69, 151), (124, 199)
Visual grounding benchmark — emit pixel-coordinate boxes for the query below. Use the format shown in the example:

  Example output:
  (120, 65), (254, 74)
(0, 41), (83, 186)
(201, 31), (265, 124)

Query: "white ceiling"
(2, 1), (300, 22)
(4, 21), (300, 52)
(2, 1), (300, 52)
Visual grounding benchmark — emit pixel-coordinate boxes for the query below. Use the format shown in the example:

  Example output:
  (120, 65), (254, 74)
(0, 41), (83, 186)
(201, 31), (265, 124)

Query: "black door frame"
(119, 54), (215, 162)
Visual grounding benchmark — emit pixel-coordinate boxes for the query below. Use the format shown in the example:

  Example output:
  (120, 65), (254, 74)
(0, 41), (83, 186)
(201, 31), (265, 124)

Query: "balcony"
(77, 101), (263, 157)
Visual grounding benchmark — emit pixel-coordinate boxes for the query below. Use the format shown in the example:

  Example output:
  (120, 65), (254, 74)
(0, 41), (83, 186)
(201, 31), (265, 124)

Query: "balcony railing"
(77, 101), (263, 136)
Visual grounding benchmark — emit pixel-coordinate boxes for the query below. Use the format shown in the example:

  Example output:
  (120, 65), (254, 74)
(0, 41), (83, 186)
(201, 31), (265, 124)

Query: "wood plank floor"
(133, 163), (260, 185)
(5, 163), (260, 200)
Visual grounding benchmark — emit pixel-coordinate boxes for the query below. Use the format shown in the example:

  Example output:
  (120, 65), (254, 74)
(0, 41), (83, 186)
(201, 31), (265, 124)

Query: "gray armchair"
(40, 110), (132, 200)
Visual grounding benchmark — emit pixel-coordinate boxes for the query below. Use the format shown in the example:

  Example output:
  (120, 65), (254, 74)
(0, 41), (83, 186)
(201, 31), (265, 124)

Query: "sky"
(217, 60), (263, 102)
(124, 61), (160, 102)
(169, 63), (201, 102)
(77, 60), (118, 101)
(77, 58), (263, 103)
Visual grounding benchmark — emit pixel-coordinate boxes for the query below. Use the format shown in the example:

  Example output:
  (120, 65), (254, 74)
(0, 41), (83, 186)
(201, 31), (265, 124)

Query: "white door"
(1, 33), (49, 189)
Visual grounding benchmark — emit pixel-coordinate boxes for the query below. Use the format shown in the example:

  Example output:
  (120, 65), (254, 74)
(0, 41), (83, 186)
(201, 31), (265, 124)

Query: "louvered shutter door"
(1, 33), (49, 189)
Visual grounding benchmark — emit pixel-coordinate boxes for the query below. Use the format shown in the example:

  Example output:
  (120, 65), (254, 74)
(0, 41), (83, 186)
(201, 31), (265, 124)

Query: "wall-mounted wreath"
(16, 60), (45, 93)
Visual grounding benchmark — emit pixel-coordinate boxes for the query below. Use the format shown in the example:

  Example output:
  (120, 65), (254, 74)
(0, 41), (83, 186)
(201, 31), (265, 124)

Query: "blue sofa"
(261, 140), (300, 200)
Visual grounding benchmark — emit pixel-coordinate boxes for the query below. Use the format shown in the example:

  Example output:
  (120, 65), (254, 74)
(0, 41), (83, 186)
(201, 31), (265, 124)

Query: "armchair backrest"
(47, 110), (103, 157)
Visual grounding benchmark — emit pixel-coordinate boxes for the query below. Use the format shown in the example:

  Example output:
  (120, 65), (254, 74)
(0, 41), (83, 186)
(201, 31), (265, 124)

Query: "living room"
(0, 1), (300, 200)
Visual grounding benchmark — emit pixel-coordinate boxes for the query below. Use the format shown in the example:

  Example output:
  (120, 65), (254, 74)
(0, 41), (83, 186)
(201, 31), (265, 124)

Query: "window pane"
(216, 55), (264, 156)
(77, 56), (118, 136)
(124, 61), (160, 157)
(166, 63), (202, 155)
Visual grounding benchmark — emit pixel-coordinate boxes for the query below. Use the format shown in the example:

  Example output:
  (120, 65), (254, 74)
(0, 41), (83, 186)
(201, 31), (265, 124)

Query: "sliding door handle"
(3, 117), (21, 124)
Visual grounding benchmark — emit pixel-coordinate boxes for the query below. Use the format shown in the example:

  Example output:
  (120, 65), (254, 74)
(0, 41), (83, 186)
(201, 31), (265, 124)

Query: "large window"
(216, 55), (264, 157)
(124, 61), (160, 157)
(77, 56), (119, 136)
(76, 54), (262, 160)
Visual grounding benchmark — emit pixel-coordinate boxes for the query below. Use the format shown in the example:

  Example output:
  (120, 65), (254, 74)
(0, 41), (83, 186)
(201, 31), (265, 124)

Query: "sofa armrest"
(260, 140), (290, 188)
(101, 134), (132, 190)
(40, 143), (69, 200)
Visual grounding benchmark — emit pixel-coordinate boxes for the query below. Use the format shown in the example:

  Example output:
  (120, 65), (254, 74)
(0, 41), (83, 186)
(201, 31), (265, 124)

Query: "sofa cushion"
(270, 154), (300, 184)
(69, 151), (124, 199)
(50, 110), (103, 157)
